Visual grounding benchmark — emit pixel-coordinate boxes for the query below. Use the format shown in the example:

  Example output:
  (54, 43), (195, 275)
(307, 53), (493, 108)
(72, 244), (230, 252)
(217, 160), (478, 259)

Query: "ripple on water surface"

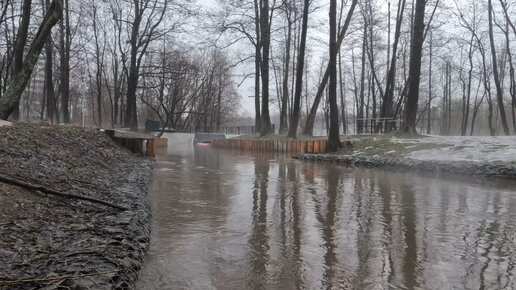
(137, 146), (516, 290)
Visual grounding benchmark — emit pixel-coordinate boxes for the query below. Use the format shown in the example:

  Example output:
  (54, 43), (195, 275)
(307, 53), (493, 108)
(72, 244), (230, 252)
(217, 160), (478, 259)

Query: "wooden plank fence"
(212, 138), (328, 154)
(105, 130), (168, 157)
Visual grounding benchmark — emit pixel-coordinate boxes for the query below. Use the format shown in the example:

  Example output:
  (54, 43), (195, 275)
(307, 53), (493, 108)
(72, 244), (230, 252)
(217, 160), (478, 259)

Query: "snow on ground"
(393, 136), (516, 163)
(0, 120), (12, 127)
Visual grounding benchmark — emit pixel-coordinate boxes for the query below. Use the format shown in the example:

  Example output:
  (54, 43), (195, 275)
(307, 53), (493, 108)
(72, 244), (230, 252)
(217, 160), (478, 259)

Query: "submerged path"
(137, 137), (516, 290)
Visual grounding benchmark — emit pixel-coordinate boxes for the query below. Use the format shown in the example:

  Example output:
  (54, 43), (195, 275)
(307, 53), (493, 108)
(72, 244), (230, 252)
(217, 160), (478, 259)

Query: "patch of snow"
(404, 135), (516, 163)
(0, 120), (12, 127)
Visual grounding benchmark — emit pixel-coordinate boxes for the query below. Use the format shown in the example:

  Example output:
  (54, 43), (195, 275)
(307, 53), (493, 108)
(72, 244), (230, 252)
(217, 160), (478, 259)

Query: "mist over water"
(137, 134), (516, 290)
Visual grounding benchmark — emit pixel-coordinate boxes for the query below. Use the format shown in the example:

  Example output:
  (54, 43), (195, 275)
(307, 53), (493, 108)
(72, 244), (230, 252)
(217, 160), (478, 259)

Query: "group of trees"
(216, 0), (516, 150)
(1, 0), (516, 151)
(0, 0), (240, 132)
(140, 48), (240, 132)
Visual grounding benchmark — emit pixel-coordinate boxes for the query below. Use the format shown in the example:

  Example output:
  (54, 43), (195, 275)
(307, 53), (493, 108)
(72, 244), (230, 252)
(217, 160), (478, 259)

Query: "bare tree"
(402, 0), (426, 134)
(378, 0), (406, 133)
(110, 0), (169, 130)
(303, 0), (358, 136)
(10, 0), (32, 120)
(44, 0), (58, 124)
(139, 47), (240, 133)
(278, 0), (295, 134)
(326, 0), (341, 151)
(59, 0), (70, 123)
(89, 1), (106, 127)
(356, 5), (368, 134)
(287, 0), (309, 138)
(499, 7), (516, 132)
(0, 0), (62, 119)
(426, 29), (433, 134)
(459, 34), (474, 136)
(259, 0), (273, 136)
(487, 0), (510, 135)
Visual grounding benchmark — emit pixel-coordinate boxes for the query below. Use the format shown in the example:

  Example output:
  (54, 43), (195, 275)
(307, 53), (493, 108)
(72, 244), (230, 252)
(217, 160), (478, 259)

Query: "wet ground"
(137, 136), (516, 290)
(0, 124), (152, 289)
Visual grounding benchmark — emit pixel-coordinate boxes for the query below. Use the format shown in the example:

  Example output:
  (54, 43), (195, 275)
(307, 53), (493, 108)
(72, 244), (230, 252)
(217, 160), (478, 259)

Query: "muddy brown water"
(136, 143), (516, 290)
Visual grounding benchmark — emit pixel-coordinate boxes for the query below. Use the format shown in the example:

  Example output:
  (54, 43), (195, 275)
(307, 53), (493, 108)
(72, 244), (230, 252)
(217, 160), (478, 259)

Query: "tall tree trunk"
(380, 0), (406, 133)
(279, 5), (292, 134)
(460, 34), (474, 136)
(112, 57), (119, 127)
(427, 30), (433, 134)
(479, 38), (496, 136)
(326, 0), (341, 151)
(303, 0), (358, 136)
(498, 2), (516, 132)
(287, 0), (309, 138)
(254, 0), (261, 133)
(441, 63), (448, 135)
(339, 49), (347, 134)
(259, 0), (272, 136)
(402, 0), (426, 135)
(59, 0), (70, 123)
(125, 5), (141, 130)
(386, 1), (391, 76)
(9, 0), (33, 120)
(487, 91), (495, 136)
(96, 74), (102, 127)
(365, 1), (381, 134)
(447, 62), (451, 134)
(510, 48), (516, 134)
(44, 33), (56, 123)
(488, 0), (510, 135)
(290, 8), (299, 118)
(470, 82), (484, 136)
(357, 21), (367, 134)
(0, 0), (62, 119)
(93, 5), (105, 128)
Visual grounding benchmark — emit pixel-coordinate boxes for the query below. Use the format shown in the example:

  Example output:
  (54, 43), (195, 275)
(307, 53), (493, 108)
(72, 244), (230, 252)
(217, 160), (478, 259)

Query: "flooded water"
(137, 139), (516, 290)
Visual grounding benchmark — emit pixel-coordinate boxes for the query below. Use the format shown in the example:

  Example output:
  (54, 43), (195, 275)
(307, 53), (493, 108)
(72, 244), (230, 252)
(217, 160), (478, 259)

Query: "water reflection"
(137, 146), (516, 290)
(248, 153), (270, 290)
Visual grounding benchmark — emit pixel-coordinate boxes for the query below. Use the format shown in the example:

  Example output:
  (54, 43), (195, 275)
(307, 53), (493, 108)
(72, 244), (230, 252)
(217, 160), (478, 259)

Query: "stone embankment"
(294, 153), (516, 179)
(0, 124), (153, 290)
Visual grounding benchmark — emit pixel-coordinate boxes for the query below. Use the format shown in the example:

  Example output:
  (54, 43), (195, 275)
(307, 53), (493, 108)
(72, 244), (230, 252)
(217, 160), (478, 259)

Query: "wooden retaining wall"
(212, 138), (328, 154)
(110, 136), (168, 157)
(105, 130), (168, 157)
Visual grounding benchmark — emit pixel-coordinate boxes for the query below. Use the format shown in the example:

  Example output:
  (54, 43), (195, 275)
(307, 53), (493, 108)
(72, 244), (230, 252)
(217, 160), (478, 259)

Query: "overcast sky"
(196, 0), (334, 117)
